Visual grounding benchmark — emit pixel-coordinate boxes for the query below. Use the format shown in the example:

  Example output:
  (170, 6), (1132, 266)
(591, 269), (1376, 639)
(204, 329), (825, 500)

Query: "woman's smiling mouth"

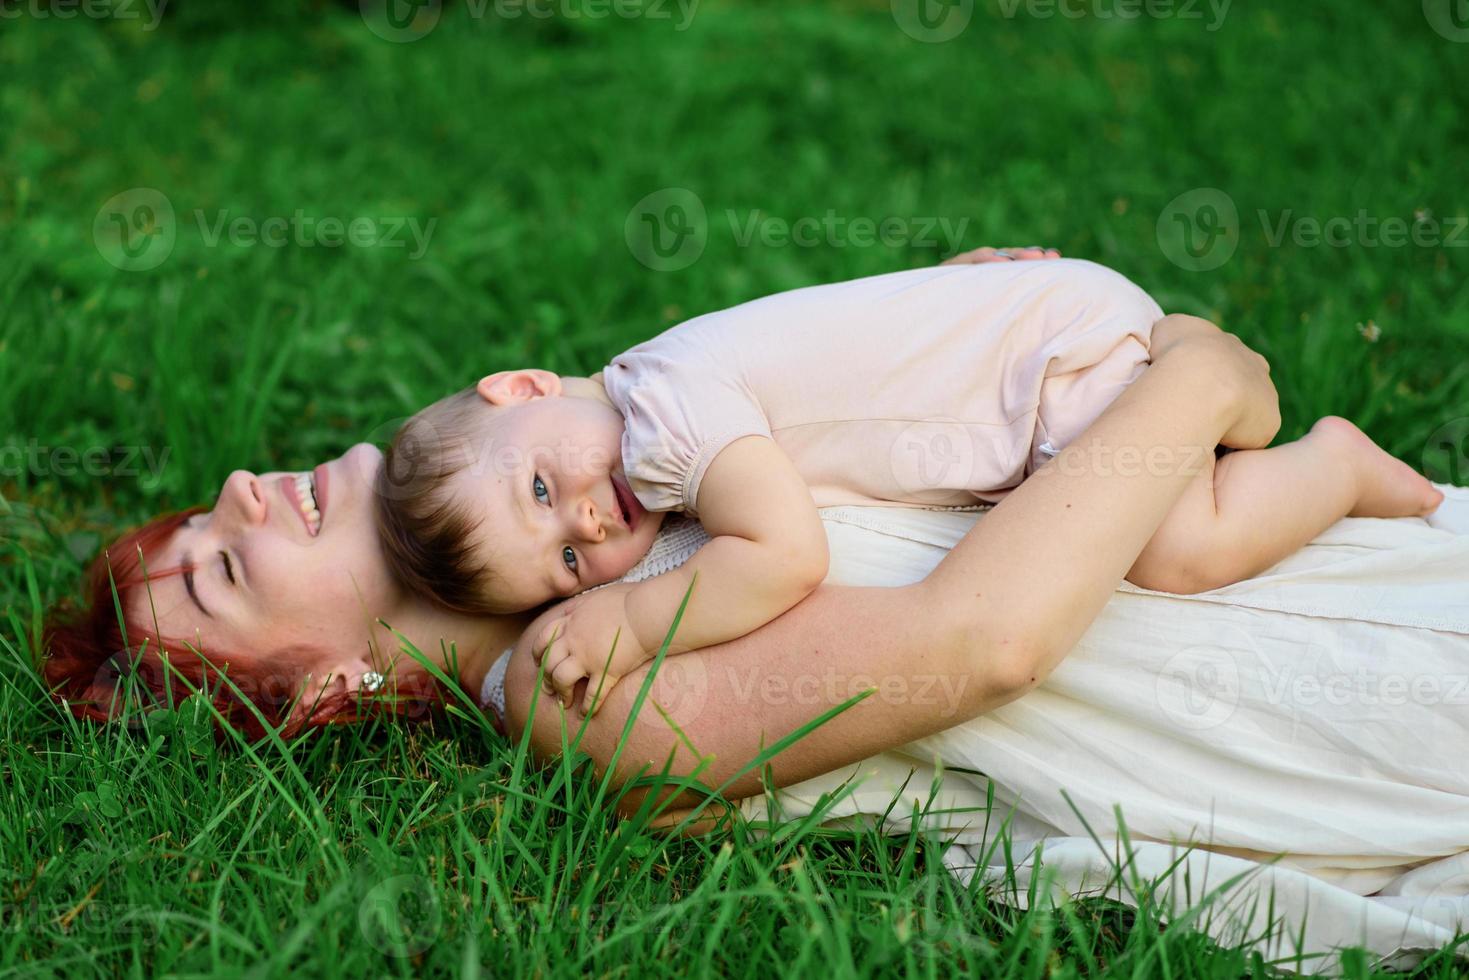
(287, 472), (322, 536)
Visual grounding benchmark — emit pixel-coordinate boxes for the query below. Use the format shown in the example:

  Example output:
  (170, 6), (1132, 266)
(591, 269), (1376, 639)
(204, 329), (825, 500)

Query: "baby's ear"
(476, 369), (563, 406)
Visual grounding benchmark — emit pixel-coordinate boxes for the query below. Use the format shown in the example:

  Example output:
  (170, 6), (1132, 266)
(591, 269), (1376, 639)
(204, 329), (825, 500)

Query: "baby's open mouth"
(611, 475), (635, 529)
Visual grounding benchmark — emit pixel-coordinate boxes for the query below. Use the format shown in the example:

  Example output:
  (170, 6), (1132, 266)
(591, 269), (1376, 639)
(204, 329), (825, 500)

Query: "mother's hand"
(1150, 314), (1280, 450)
(941, 245), (1061, 265)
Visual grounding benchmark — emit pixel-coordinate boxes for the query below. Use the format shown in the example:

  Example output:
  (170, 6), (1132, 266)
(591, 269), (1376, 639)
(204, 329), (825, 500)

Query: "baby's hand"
(531, 587), (653, 716)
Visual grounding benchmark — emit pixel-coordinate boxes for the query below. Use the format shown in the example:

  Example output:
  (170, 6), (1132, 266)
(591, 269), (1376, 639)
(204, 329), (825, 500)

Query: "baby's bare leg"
(1128, 416), (1444, 594)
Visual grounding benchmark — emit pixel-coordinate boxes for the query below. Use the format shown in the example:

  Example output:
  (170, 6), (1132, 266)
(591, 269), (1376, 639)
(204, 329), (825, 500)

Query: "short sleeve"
(603, 347), (773, 519)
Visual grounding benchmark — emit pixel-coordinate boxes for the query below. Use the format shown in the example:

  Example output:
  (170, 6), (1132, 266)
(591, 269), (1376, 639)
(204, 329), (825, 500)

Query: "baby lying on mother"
(45, 247), (1468, 967)
(376, 251), (1439, 714)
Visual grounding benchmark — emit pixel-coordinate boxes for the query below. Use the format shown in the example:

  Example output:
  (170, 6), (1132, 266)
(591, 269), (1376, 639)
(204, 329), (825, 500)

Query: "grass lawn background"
(2, 0), (1468, 975)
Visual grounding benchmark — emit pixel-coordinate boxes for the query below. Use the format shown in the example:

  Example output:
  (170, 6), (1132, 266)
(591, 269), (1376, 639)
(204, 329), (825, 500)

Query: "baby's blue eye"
(562, 547), (578, 573)
(533, 475), (550, 505)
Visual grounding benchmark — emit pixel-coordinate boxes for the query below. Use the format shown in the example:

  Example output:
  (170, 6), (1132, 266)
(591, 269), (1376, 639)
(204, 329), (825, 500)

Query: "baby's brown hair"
(375, 387), (503, 615)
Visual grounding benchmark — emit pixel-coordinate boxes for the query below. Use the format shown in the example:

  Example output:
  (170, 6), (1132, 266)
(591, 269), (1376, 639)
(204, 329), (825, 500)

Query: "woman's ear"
(477, 369), (563, 406)
(299, 660), (378, 723)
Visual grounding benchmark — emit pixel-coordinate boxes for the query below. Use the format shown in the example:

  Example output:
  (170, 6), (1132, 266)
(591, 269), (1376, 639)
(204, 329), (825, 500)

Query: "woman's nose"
(218, 470), (268, 527)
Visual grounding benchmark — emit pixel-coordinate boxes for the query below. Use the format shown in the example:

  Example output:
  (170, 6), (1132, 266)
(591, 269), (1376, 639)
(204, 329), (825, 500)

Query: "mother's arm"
(504, 316), (1279, 809)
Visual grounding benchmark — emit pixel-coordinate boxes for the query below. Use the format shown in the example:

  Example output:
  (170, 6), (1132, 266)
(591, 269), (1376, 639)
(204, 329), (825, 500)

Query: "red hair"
(42, 508), (447, 741)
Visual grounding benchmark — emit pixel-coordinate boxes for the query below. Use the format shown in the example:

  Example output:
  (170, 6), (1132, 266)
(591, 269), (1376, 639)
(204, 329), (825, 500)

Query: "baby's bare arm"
(530, 437), (828, 714)
(623, 435), (830, 657)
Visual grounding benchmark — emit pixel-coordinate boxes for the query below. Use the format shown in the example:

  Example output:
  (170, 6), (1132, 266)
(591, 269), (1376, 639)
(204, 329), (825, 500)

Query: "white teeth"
(293, 473), (321, 535)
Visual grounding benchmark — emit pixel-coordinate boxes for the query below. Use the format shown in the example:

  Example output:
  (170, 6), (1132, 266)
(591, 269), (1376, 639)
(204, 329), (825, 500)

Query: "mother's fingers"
(941, 245), (1062, 266)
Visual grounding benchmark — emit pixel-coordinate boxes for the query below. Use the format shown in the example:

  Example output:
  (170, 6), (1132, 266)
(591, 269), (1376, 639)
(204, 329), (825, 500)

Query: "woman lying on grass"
(42, 248), (1469, 972)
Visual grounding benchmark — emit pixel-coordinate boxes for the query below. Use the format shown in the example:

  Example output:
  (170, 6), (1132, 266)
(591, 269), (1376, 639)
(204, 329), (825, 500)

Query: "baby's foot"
(1311, 416), (1444, 518)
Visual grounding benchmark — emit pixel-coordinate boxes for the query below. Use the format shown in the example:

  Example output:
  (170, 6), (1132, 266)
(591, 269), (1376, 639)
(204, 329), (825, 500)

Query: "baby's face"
(446, 393), (665, 612)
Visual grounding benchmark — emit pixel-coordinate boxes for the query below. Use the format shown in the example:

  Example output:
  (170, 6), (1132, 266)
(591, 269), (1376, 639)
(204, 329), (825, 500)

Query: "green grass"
(3, 0), (1469, 975)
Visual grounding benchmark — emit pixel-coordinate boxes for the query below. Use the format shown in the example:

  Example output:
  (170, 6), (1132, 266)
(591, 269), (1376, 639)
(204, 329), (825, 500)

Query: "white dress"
(482, 489), (1469, 973)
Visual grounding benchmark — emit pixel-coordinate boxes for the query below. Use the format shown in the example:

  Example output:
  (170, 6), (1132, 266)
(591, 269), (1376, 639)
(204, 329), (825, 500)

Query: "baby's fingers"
(580, 671), (621, 718)
(539, 643), (574, 698)
(533, 620), (565, 662)
(549, 657), (590, 710)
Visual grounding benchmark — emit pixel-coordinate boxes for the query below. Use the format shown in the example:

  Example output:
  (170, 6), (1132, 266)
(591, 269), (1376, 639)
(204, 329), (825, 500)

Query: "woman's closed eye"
(220, 550), (235, 585)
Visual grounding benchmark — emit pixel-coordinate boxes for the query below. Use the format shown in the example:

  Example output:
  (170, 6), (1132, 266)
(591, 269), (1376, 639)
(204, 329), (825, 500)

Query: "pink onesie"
(601, 259), (1163, 515)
